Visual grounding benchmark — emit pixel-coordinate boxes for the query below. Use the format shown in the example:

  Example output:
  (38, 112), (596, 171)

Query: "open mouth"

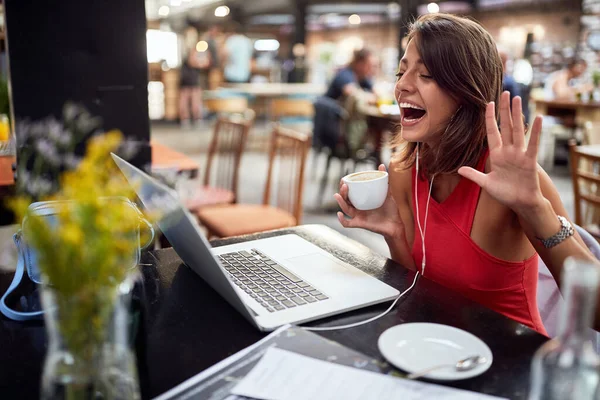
(400, 102), (427, 125)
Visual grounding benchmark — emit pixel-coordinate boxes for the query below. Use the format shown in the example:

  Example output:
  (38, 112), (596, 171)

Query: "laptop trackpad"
(285, 253), (360, 280)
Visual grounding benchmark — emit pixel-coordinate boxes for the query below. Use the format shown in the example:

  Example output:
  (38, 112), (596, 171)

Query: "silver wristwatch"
(539, 215), (574, 249)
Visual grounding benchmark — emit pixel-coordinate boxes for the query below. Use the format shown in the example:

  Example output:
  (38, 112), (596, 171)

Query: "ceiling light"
(170, 0), (181, 6)
(158, 5), (170, 17)
(215, 5), (230, 17)
(427, 2), (440, 13)
(196, 40), (209, 52)
(254, 39), (280, 52)
(348, 14), (361, 25)
(292, 43), (306, 57)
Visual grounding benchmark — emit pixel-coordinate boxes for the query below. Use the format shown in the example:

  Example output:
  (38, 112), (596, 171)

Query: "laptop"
(112, 154), (400, 331)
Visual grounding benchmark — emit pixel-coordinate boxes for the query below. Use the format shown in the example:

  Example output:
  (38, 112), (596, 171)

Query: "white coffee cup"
(342, 170), (389, 211)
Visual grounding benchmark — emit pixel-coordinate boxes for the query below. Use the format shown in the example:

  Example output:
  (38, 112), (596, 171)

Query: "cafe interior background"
(4, 0), (600, 398)
(1, 0), (600, 267)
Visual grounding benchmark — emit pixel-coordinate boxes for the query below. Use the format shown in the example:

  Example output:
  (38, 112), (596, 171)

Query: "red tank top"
(411, 152), (547, 335)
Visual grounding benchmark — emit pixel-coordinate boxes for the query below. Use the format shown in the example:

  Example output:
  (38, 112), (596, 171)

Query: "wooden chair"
(583, 121), (600, 146)
(186, 110), (255, 211)
(569, 139), (600, 239)
(204, 96), (248, 115)
(270, 98), (314, 125)
(195, 124), (310, 238)
(248, 97), (315, 151)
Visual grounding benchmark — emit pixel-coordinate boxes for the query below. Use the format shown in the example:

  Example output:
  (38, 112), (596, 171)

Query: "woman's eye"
(395, 71), (404, 79)
(420, 74), (433, 79)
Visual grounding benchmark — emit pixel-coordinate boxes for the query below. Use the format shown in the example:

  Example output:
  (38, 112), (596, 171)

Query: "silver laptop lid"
(110, 153), (259, 328)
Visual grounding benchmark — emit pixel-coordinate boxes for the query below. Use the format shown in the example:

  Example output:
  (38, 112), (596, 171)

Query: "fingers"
(511, 96), (525, 149)
(334, 193), (356, 218)
(337, 212), (359, 229)
(378, 164), (387, 172)
(499, 91), (513, 146)
(526, 115), (543, 158)
(485, 102), (502, 150)
(339, 183), (351, 203)
(457, 166), (487, 189)
(337, 212), (348, 227)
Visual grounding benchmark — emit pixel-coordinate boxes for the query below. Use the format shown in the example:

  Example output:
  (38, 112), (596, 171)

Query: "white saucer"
(378, 323), (493, 381)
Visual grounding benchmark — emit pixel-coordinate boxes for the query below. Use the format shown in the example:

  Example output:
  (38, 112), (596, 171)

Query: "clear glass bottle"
(529, 258), (600, 400)
(40, 274), (141, 400)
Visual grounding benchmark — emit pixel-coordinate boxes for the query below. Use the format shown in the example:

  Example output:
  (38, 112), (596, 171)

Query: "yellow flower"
(61, 223), (84, 246)
(10, 130), (155, 298)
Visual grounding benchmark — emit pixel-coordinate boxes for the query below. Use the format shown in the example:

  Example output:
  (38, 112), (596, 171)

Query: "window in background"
(148, 81), (165, 120)
(146, 29), (179, 68)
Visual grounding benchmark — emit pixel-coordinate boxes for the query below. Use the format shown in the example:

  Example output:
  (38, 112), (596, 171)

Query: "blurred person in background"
(222, 22), (253, 84)
(499, 49), (530, 121)
(544, 59), (590, 100)
(200, 24), (221, 90)
(325, 48), (377, 102)
(179, 26), (209, 129)
(499, 49), (520, 100)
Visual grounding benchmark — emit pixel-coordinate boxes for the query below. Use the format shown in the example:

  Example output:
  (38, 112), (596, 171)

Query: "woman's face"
(395, 39), (459, 143)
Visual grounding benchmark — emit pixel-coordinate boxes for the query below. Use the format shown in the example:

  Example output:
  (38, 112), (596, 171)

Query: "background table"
(0, 155), (15, 225)
(532, 98), (600, 127)
(0, 225), (547, 399)
(0, 155), (14, 186)
(150, 141), (200, 179)
(217, 83), (326, 97)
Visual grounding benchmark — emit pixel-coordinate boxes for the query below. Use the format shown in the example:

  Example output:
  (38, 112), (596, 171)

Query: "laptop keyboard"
(218, 249), (329, 313)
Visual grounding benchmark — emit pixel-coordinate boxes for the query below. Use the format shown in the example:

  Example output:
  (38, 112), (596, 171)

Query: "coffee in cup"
(342, 170), (389, 210)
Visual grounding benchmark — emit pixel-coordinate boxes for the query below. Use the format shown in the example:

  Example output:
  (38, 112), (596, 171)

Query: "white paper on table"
(231, 347), (508, 400)
(153, 325), (292, 400)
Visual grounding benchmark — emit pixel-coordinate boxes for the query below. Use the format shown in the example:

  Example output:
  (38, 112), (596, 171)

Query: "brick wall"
(306, 23), (398, 63)
(578, 13), (600, 79)
(475, 11), (581, 58)
(299, 10), (584, 87)
(305, 23), (400, 84)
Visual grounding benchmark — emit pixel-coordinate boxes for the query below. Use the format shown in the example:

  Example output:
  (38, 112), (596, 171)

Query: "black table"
(0, 224), (547, 399)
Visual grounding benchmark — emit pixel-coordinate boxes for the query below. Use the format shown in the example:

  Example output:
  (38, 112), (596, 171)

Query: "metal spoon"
(406, 355), (487, 380)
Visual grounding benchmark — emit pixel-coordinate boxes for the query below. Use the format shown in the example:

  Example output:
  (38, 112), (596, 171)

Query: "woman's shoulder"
(389, 159), (413, 179)
(389, 159), (413, 202)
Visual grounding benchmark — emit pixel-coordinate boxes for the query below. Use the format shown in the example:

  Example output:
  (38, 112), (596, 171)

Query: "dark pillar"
(291, 0), (307, 58)
(5, 0), (151, 172)
(398, 0), (420, 60)
(288, 0), (308, 83)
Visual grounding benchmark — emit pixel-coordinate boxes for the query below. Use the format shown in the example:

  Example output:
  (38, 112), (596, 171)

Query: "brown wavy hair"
(391, 14), (503, 177)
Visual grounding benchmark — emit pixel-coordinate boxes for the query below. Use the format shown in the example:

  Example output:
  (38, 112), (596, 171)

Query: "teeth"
(399, 102), (425, 111)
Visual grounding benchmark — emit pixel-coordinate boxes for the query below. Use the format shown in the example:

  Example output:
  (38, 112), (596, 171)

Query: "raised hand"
(334, 164), (404, 238)
(458, 91), (544, 213)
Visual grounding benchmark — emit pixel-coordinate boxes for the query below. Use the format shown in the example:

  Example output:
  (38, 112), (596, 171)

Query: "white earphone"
(414, 143), (435, 276)
(303, 144), (433, 332)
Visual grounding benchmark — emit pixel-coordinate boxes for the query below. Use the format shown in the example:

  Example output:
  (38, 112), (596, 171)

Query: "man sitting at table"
(325, 49), (377, 102)
(544, 59), (590, 100)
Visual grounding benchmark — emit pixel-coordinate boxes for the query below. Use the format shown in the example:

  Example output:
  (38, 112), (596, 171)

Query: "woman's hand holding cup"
(334, 164), (405, 239)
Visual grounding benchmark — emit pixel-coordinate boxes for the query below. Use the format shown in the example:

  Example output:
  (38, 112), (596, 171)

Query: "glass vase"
(40, 274), (141, 400)
(528, 258), (600, 400)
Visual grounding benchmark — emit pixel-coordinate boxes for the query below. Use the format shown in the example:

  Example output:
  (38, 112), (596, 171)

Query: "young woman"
(335, 13), (593, 335)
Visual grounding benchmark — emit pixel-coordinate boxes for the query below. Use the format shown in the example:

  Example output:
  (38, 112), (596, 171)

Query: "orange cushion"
(186, 186), (235, 211)
(196, 204), (296, 238)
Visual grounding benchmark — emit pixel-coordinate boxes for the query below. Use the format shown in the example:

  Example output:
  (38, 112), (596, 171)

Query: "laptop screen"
(110, 153), (259, 325)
